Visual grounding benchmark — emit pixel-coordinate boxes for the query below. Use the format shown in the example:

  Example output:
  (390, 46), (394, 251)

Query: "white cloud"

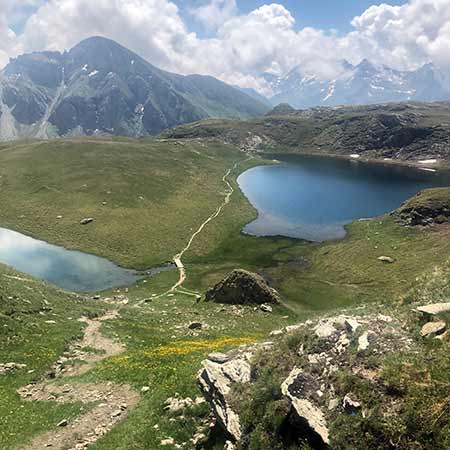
(190, 0), (237, 30)
(344, 0), (450, 70)
(1, 0), (450, 95)
(0, 0), (29, 67)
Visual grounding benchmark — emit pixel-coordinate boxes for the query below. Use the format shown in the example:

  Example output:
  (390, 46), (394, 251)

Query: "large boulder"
(205, 269), (281, 305)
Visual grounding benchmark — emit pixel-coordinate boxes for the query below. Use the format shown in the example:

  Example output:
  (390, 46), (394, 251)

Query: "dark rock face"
(0, 36), (269, 140)
(393, 188), (450, 226)
(165, 102), (450, 162)
(205, 269), (281, 305)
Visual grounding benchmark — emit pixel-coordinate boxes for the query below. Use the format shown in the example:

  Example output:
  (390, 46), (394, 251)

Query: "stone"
(435, 330), (450, 341)
(328, 398), (340, 410)
(260, 304), (273, 313)
(416, 302), (450, 316)
(205, 269), (280, 305)
(286, 324), (303, 333)
(0, 362), (27, 375)
(314, 320), (337, 338)
(57, 419), (68, 427)
(269, 329), (284, 337)
(420, 321), (446, 337)
(195, 396), (206, 405)
(358, 331), (375, 352)
(161, 438), (175, 446)
(224, 441), (237, 450)
(343, 394), (361, 412)
(141, 386), (150, 393)
(165, 396), (194, 413)
(111, 410), (122, 418)
(198, 351), (252, 440)
(281, 368), (330, 445)
(80, 217), (94, 225)
(191, 433), (207, 445)
(378, 256), (395, 263)
(344, 318), (361, 333)
(208, 353), (230, 364)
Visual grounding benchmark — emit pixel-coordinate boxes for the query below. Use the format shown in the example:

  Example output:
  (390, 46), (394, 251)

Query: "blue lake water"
(0, 227), (172, 292)
(238, 154), (450, 241)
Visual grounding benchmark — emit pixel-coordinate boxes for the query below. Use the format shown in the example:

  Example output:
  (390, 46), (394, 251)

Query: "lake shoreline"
(237, 153), (450, 243)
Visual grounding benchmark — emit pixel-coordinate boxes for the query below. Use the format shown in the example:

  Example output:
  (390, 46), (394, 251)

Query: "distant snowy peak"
(267, 60), (450, 108)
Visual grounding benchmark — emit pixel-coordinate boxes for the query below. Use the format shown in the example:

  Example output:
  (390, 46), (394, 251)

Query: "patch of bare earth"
(17, 310), (139, 450)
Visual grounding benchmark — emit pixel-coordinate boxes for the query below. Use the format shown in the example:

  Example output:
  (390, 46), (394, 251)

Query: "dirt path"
(17, 311), (139, 450)
(166, 157), (251, 295)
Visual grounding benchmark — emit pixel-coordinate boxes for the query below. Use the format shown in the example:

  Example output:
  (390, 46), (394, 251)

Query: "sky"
(1, 0), (450, 95)
(176, 0), (409, 36)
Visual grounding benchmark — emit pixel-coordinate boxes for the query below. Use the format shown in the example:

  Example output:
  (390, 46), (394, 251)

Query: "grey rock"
(416, 302), (450, 316)
(358, 331), (376, 352)
(314, 320), (337, 338)
(281, 368), (330, 445)
(378, 256), (395, 263)
(198, 350), (253, 440)
(208, 352), (230, 364)
(260, 304), (273, 313)
(420, 321), (446, 337)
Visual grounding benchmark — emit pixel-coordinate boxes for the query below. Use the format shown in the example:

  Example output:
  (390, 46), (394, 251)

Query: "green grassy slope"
(0, 138), (255, 269)
(1, 137), (450, 449)
(0, 264), (104, 449)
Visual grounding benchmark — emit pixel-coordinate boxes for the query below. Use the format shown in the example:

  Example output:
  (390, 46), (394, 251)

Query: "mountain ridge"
(266, 59), (450, 108)
(0, 36), (269, 140)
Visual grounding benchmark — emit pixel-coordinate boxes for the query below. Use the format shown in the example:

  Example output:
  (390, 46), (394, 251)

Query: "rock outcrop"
(393, 188), (450, 226)
(198, 313), (414, 449)
(205, 269), (281, 305)
(198, 346), (255, 440)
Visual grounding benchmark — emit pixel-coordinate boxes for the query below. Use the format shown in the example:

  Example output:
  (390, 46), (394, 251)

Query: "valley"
(2, 2), (450, 449)
(1, 125), (450, 450)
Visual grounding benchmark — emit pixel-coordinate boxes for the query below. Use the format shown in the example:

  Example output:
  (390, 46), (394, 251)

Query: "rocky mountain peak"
(0, 37), (269, 141)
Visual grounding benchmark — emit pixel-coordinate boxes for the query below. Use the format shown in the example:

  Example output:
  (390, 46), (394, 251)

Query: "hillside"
(1, 137), (450, 449)
(164, 101), (450, 162)
(0, 37), (269, 140)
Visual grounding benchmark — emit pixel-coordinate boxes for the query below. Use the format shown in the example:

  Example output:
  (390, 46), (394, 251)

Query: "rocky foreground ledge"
(197, 307), (449, 449)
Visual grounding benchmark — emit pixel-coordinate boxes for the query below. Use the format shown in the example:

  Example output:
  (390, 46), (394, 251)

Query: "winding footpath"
(167, 156), (251, 295)
(18, 311), (138, 450)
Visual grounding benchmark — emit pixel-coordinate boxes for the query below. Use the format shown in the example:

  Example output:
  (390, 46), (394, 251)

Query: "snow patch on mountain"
(267, 60), (450, 108)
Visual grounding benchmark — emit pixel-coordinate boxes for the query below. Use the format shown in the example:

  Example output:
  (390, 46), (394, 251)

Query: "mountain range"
(0, 36), (269, 140)
(266, 59), (450, 109)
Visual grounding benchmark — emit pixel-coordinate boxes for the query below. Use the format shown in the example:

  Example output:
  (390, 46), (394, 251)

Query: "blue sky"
(175, 0), (408, 36)
(11, 0), (408, 35)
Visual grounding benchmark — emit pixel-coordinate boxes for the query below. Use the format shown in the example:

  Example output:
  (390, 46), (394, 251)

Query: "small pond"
(0, 227), (172, 292)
